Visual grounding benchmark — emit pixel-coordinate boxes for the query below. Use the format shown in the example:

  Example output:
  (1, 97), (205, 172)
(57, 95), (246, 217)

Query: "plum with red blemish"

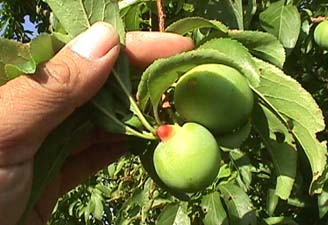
(153, 122), (221, 193)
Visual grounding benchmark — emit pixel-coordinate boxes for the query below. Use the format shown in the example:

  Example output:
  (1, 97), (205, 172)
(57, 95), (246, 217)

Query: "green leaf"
(253, 58), (327, 194)
(252, 104), (297, 200)
(116, 178), (155, 224)
(219, 183), (257, 225)
(157, 203), (191, 225)
(217, 164), (234, 181)
(166, 17), (228, 36)
(264, 216), (299, 225)
(18, 110), (93, 225)
(229, 149), (253, 191)
(137, 48), (260, 122)
(318, 184), (328, 218)
(202, 1), (243, 30)
(0, 62), (6, 85)
(30, 33), (65, 64)
(199, 38), (260, 86)
(224, 0), (243, 30)
(124, 3), (143, 31)
(228, 30), (285, 68)
(266, 189), (279, 216)
(90, 189), (104, 220)
(0, 38), (36, 81)
(92, 52), (132, 127)
(244, 0), (257, 29)
(201, 192), (228, 225)
(45, 0), (126, 43)
(91, 86), (129, 134)
(259, 0), (301, 49)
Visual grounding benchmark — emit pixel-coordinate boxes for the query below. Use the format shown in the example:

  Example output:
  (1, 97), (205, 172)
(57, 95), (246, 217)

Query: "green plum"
(314, 20), (328, 50)
(174, 64), (254, 134)
(153, 122), (221, 193)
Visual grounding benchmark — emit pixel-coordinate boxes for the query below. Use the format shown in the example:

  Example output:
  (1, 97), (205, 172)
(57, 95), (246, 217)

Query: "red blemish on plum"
(157, 125), (175, 142)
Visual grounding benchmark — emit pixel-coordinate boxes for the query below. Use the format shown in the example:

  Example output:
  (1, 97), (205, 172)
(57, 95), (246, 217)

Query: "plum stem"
(112, 69), (156, 135)
(91, 100), (156, 140)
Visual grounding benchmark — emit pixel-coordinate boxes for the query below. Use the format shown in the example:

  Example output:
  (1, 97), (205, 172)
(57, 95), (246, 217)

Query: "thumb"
(0, 22), (120, 163)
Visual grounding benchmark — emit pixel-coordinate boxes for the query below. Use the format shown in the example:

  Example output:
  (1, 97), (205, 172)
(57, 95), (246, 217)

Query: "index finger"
(125, 31), (195, 68)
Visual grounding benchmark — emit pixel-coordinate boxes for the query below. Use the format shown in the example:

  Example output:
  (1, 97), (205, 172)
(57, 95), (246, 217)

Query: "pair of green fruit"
(153, 64), (254, 193)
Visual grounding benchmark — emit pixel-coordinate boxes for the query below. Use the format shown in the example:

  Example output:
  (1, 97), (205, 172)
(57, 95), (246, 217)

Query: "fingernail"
(70, 22), (119, 59)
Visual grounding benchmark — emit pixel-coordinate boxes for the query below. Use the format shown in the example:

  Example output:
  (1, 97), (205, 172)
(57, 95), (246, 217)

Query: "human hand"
(0, 22), (194, 225)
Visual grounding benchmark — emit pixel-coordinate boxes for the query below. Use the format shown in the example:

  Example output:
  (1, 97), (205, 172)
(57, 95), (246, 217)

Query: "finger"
(0, 22), (120, 164)
(126, 31), (195, 68)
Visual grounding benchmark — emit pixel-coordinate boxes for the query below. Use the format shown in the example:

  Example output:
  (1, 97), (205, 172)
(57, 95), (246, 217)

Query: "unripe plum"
(174, 64), (254, 134)
(153, 122), (221, 193)
(314, 20), (328, 50)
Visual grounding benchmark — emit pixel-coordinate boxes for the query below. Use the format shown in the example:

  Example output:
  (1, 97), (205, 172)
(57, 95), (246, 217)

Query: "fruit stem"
(311, 16), (328, 23)
(112, 69), (157, 135)
(91, 100), (156, 140)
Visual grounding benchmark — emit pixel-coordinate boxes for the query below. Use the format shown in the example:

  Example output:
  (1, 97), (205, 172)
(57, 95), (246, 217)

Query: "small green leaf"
(229, 149), (253, 191)
(264, 216), (299, 225)
(91, 87), (128, 134)
(224, 0), (243, 30)
(0, 62), (6, 85)
(157, 203), (191, 225)
(318, 184), (328, 218)
(115, 178), (155, 223)
(254, 58), (327, 194)
(166, 17), (228, 36)
(91, 189), (104, 220)
(217, 164), (233, 181)
(266, 189), (279, 216)
(219, 183), (257, 225)
(202, 0), (243, 30)
(259, 0), (301, 49)
(228, 30), (285, 68)
(244, 0), (257, 29)
(124, 3), (143, 31)
(0, 38), (36, 80)
(30, 33), (65, 64)
(253, 104), (297, 200)
(157, 204), (180, 225)
(201, 192), (228, 225)
(45, 0), (126, 43)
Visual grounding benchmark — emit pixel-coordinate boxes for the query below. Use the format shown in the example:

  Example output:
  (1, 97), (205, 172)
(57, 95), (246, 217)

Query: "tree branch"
(157, 0), (166, 32)
(311, 16), (328, 23)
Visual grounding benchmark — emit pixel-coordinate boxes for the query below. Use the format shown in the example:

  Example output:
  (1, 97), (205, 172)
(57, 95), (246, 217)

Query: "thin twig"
(157, 0), (166, 32)
(311, 16), (328, 23)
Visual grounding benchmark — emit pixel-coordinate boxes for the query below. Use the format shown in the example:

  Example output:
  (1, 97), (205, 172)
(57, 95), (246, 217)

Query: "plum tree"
(314, 20), (328, 50)
(174, 64), (254, 134)
(153, 122), (221, 193)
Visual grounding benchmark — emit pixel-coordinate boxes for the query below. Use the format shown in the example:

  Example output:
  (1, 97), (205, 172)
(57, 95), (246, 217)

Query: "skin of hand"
(0, 22), (194, 225)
